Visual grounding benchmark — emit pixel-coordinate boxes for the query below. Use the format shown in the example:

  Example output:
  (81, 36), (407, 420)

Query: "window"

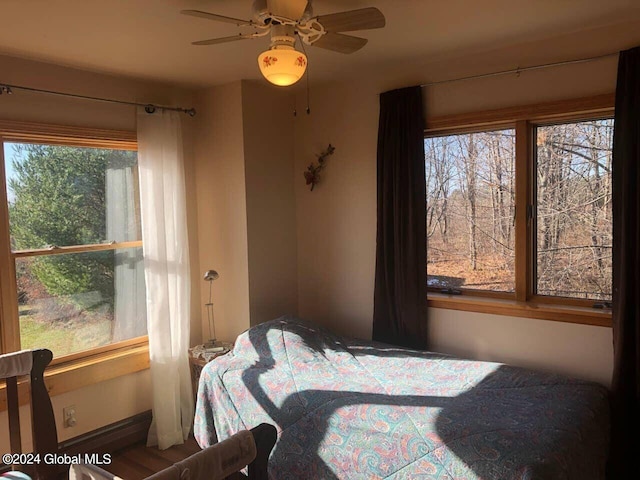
(426, 128), (516, 293)
(534, 120), (613, 302)
(425, 96), (614, 326)
(0, 127), (147, 360)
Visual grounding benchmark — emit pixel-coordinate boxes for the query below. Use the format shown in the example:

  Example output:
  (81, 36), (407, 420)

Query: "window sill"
(0, 342), (149, 411)
(427, 293), (612, 327)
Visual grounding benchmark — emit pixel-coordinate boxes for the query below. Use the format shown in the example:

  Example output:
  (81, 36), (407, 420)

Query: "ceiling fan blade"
(267, 0), (308, 20)
(181, 9), (253, 27)
(311, 32), (368, 54)
(192, 34), (253, 46)
(316, 7), (385, 33)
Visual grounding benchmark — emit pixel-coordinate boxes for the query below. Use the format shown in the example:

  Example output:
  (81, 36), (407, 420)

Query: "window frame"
(425, 123), (517, 298)
(529, 116), (614, 307)
(0, 120), (149, 395)
(425, 94), (614, 327)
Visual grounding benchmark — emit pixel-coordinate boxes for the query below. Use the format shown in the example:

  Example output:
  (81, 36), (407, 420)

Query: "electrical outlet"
(63, 405), (77, 428)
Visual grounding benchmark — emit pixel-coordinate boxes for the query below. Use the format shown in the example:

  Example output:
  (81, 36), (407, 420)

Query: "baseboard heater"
(0, 411), (153, 476)
(59, 410), (152, 456)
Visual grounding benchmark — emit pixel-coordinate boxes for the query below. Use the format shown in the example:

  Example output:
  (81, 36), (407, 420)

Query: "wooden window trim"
(0, 341), (150, 411)
(13, 240), (143, 258)
(425, 287), (514, 300)
(514, 120), (533, 301)
(0, 120), (137, 150)
(0, 121), (148, 391)
(425, 94), (615, 327)
(48, 335), (147, 366)
(0, 144), (19, 352)
(425, 125), (517, 301)
(527, 294), (604, 308)
(427, 293), (612, 328)
(426, 94), (614, 133)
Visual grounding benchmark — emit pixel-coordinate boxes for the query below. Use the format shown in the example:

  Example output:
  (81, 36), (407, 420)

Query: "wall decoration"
(304, 144), (335, 191)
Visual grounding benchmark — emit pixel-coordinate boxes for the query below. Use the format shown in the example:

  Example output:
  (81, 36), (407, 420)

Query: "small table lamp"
(204, 269), (219, 347)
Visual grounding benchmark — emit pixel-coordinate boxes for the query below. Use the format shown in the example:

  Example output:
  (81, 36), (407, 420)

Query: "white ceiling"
(1, 0), (639, 88)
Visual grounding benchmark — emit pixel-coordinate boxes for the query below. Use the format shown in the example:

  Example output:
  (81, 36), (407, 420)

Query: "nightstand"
(188, 342), (233, 398)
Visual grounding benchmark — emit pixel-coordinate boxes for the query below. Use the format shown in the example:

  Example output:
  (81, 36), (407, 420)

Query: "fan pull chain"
(301, 38), (311, 114)
(305, 65), (311, 115)
(297, 34), (311, 115)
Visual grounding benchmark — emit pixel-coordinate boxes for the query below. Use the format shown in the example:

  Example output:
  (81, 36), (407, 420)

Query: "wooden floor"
(108, 437), (202, 480)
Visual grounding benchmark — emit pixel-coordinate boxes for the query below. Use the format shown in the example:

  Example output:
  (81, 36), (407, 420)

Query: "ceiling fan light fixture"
(258, 45), (307, 87)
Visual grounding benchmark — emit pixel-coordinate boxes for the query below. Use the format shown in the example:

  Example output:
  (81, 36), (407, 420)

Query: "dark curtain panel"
(610, 45), (640, 479)
(373, 86), (428, 349)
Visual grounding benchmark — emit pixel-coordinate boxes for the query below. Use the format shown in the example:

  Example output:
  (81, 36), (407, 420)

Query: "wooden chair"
(1, 348), (58, 480)
(69, 423), (277, 480)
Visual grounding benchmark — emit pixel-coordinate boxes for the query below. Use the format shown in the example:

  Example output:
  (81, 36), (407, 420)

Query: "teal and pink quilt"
(194, 316), (609, 479)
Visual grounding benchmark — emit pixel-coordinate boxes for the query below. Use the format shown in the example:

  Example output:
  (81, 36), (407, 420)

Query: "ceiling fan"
(181, 0), (386, 86)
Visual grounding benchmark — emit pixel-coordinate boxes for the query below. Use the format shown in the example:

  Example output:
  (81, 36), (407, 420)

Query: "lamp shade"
(258, 46), (307, 87)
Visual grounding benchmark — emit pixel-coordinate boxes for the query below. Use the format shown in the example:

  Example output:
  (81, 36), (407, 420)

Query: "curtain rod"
(0, 82), (196, 116)
(420, 51), (619, 88)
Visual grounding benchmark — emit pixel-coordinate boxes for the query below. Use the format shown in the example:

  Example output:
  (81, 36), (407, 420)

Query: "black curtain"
(372, 86), (428, 349)
(610, 45), (640, 478)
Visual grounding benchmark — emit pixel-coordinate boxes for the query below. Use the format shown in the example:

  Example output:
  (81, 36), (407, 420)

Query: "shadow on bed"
(206, 319), (609, 479)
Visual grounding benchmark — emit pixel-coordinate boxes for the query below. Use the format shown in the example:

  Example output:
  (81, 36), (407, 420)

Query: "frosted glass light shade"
(258, 46), (307, 86)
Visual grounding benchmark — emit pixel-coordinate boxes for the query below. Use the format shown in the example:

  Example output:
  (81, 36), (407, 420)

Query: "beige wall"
(428, 309), (612, 384)
(193, 82), (251, 342)
(0, 55), (195, 130)
(293, 19), (640, 386)
(0, 54), (201, 442)
(294, 81), (378, 341)
(193, 80), (298, 338)
(0, 370), (151, 451)
(241, 81), (298, 327)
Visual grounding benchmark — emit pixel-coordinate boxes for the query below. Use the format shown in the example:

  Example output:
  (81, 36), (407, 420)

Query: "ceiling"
(1, 0), (639, 88)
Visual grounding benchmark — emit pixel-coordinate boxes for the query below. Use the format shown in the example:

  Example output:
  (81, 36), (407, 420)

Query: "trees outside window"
(426, 117), (613, 307)
(425, 129), (516, 292)
(535, 120), (613, 301)
(2, 141), (146, 358)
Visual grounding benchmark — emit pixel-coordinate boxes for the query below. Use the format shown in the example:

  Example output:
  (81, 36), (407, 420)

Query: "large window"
(425, 97), (614, 325)
(1, 132), (146, 359)
(426, 129), (515, 293)
(535, 120), (613, 302)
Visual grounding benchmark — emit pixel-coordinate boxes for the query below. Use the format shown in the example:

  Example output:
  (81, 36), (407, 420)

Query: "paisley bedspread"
(194, 316), (609, 480)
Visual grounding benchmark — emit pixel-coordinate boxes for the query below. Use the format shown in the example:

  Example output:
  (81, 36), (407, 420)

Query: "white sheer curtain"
(106, 152), (147, 341)
(137, 108), (193, 450)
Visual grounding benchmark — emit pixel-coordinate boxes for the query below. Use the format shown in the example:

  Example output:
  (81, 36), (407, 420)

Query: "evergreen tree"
(8, 144), (135, 311)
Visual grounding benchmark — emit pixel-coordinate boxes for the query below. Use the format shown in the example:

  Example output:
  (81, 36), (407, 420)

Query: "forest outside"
(535, 120), (612, 301)
(425, 119), (613, 302)
(426, 128), (516, 293)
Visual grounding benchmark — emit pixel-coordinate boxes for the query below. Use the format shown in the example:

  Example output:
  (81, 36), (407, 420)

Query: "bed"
(194, 316), (609, 479)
